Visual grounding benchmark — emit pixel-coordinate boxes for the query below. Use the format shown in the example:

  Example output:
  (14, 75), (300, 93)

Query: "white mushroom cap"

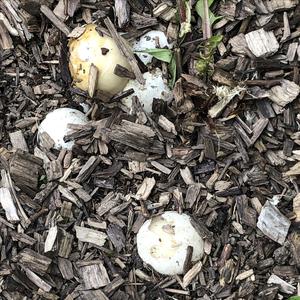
(133, 30), (173, 65)
(122, 68), (173, 114)
(69, 24), (132, 95)
(137, 211), (204, 275)
(38, 108), (88, 150)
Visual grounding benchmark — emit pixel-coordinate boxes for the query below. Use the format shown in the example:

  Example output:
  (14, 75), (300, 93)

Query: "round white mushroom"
(38, 108), (88, 150)
(133, 30), (173, 65)
(137, 211), (204, 275)
(68, 24), (132, 95)
(122, 68), (173, 114)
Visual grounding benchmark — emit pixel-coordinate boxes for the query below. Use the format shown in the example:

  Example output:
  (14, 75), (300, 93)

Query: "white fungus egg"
(137, 211), (204, 275)
(133, 30), (173, 65)
(122, 68), (173, 114)
(38, 108), (88, 150)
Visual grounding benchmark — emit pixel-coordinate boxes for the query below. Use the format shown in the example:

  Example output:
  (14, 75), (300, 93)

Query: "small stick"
(40, 5), (71, 36)
(104, 17), (145, 85)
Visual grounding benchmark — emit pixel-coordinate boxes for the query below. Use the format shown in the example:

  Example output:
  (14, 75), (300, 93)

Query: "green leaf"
(195, 0), (222, 25)
(289, 297), (300, 300)
(169, 55), (177, 88)
(134, 49), (173, 63)
(207, 34), (223, 50)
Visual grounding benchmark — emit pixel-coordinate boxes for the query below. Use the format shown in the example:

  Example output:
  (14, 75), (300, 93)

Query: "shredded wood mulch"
(1, 0), (300, 299)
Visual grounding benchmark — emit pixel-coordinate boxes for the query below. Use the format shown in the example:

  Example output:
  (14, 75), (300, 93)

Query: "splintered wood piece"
(180, 167), (194, 185)
(0, 187), (19, 222)
(209, 96), (232, 118)
(0, 11), (18, 36)
(150, 161), (171, 174)
(257, 201), (290, 245)
(103, 276), (125, 294)
(136, 177), (155, 200)
(245, 29), (279, 57)
(267, 79), (300, 107)
(104, 17), (145, 85)
(281, 12), (290, 42)
(40, 5), (71, 36)
(96, 192), (120, 216)
(228, 33), (248, 56)
(67, 0), (80, 17)
(107, 223), (125, 252)
(182, 261), (202, 288)
(108, 126), (164, 154)
(58, 185), (81, 208)
(44, 226), (58, 252)
(267, 274), (296, 294)
(45, 160), (63, 181)
(265, 0), (298, 12)
(284, 161), (300, 176)
(120, 120), (156, 138)
(158, 115), (177, 135)
(15, 248), (52, 275)
(9, 130), (29, 152)
(115, 0), (130, 28)
(287, 42), (298, 62)
(0, 20), (13, 50)
(75, 188), (92, 202)
(24, 267), (52, 292)
(38, 131), (55, 151)
(88, 64), (98, 98)
(76, 290), (109, 300)
(114, 64), (136, 79)
(9, 149), (43, 190)
(293, 193), (300, 223)
(58, 230), (74, 258)
(290, 232), (300, 268)
(75, 156), (101, 183)
(75, 226), (107, 247)
(235, 269), (254, 281)
(10, 231), (36, 245)
(78, 261), (110, 289)
(251, 118), (268, 145)
(58, 258), (74, 280)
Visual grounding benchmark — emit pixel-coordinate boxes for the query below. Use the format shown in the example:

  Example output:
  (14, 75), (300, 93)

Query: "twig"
(40, 5), (71, 36)
(104, 17), (145, 85)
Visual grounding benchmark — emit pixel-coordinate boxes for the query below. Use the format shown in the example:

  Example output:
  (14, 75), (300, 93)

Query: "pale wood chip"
(75, 226), (107, 247)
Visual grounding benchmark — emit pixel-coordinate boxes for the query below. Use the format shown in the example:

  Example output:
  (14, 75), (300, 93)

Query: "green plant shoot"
(196, 34), (223, 75)
(135, 49), (177, 87)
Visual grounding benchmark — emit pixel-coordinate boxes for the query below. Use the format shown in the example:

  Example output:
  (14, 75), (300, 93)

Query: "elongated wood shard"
(0, 187), (19, 222)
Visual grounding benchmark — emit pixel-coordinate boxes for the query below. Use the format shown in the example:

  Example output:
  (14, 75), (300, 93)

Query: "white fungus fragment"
(38, 108), (88, 150)
(133, 30), (173, 65)
(122, 68), (173, 114)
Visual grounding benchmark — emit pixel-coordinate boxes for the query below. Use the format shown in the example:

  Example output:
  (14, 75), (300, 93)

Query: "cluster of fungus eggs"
(38, 25), (204, 276)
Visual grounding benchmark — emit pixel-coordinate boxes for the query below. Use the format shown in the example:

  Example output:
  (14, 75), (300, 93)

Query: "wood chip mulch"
(1, 0), (300, 299)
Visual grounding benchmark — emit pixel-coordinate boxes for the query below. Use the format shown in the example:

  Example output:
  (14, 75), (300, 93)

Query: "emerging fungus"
(68, 24), (132, 95)
(122, 68), (173, 114)
(38, 108), (88, 150)
(137, 211), (204, 275)
(133, 30), (173, 65)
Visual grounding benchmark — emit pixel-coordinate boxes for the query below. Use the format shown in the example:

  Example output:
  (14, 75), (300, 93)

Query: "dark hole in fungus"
(101, 48), (109, 55)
